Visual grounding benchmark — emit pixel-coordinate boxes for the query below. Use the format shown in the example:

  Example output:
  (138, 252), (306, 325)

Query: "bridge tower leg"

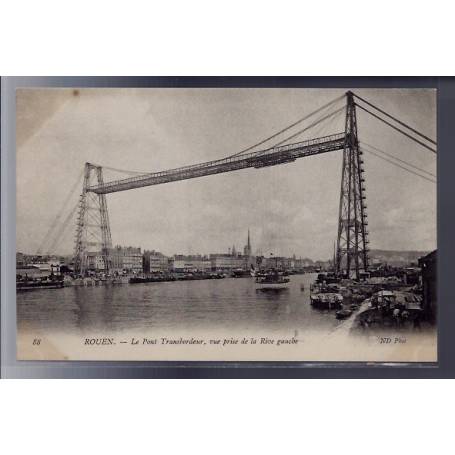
(73, 163), (112, 276)
(336, 91), (369, 280)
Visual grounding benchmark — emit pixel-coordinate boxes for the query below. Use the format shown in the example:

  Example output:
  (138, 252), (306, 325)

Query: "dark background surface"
(2, 76), (453, 378)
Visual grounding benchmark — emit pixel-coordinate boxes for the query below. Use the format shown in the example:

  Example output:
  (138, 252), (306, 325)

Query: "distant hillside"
(369, 249), (431, 266)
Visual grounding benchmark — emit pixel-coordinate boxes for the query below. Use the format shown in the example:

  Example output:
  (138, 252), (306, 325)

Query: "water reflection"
(17, 274), (343, 334)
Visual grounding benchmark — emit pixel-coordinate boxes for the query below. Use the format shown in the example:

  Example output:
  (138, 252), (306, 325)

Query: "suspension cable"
(361, 141), (435, 178)
(92, 94), (347, 177)
(320, 104), (343, 137)
(353, 93), (436, 145)
(361, 147), (436, 184)
(45, 201), (80, 255)
(227, 94), (345, 158)
(356, 104), (437, 155)
(297, 101), (340, 140)
(270, 105), (345, 148)
(99, 165), (148, 176)
(94, 99), (347, 178)
(36, 168), (84, 255)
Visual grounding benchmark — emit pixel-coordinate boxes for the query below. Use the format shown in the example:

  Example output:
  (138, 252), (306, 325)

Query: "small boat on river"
(309, 280), (343, 309)
(335, 308), (353, 319)
(256, 269), (290, 292)
(310, 292), (343, 309)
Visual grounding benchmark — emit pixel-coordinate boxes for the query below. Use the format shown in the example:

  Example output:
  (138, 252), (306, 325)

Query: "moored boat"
(232, 269), (252, 278)
(335, 308), (353, 319)
(310, 291), (343, 309)
(17, 279), (64, 291)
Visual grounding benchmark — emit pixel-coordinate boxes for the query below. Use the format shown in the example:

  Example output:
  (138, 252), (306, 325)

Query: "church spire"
(244, 229), (252, 257)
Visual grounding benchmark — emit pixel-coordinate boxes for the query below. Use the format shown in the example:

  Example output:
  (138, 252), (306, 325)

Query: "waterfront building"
(257, 255), (314, 271)
(211, 229), (255, 271)
(210, 253), (245, 271)
(172, 255), (211, 272)
(143, 250), (170, 273)
(28, 260), (62, 274)
(110, 245), (143, 274)
(16, 265), (50, 279)
(86, 253), (106, 272)
(293, 257), (313, 270)
(293, 257), (314, 269)
(264, 256), (293, 270)
(166, 230), (255, 273)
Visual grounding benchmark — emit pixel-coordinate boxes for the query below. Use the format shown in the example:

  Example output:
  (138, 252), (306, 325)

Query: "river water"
(17, 273), (343, 335)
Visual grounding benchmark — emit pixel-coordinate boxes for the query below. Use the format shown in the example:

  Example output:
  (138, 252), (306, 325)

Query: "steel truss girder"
(87, 133), (346, 195)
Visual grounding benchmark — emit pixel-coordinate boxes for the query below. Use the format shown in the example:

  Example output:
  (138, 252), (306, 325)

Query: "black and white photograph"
(15, 87), (437, 361)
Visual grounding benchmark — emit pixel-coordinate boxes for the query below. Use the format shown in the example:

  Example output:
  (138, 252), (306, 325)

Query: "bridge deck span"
(88, 132), (346, 194)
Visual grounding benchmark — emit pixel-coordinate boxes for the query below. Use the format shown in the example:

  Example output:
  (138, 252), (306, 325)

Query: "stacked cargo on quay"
(308, 251), (437, 330)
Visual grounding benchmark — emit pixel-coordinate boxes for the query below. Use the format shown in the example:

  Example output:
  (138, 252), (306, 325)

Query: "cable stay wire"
(305, 117), (327, 141)
(311, 104), (344, 139)
(360, 147), (436, 184)
(98, 165), (148, 176)
(91, 94), (346, 177)
(355, 103), (437, 155)
(269, 105), (345, 148)
(36, 168), (84, 255)
(226, 93), (345, 158)
(92, 98), (347, 180)
(353, 93), (437, 145)
(361, 141), (436, 178)
(290, 100), (342, 143)
(319, 104), (344, 137)
(45, 201), (80, 255)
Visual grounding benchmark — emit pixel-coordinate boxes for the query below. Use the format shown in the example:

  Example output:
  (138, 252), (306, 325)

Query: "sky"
(16, 88), (437, 260)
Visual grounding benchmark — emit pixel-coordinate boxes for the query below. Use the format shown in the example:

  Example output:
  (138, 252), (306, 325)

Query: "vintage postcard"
(16, 87), (437, 361)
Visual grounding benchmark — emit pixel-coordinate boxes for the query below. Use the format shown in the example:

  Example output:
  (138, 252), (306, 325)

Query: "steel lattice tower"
(335, 91), (369, 279)
(74, 163), (112, 276)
